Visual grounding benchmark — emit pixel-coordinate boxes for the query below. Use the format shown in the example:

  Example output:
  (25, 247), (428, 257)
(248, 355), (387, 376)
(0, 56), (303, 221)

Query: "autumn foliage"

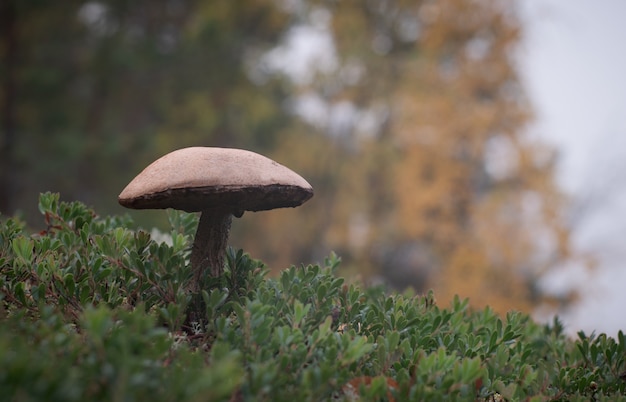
(246, 0), (577, 313)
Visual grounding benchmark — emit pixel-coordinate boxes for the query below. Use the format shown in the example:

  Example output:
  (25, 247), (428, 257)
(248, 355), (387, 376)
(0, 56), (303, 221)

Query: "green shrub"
(1, 193), (625, 401)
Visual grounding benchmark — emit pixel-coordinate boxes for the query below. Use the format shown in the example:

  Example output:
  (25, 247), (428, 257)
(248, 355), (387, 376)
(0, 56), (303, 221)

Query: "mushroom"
(118, 147), (313, 292)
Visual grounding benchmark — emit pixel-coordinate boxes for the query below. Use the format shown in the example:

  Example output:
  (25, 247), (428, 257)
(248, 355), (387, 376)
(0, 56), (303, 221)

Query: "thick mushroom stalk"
(190, 209), (232, 291)
(118, 147), (313, 294)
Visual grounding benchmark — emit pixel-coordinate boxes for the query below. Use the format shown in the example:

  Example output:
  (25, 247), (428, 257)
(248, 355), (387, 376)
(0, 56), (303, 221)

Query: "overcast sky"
(519, 0), (626, 336)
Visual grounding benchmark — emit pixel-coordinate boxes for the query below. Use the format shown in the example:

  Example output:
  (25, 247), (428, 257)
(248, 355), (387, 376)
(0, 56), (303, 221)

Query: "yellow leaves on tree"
(255, 0), (579, 314)
(386, 0), (575, 313)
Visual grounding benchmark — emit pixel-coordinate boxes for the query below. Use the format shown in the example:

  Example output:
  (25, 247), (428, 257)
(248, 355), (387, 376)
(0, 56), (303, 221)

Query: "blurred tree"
(254, 0), (579, 313)
(0, 0), (293, 222)
(0, 0), (17, 213)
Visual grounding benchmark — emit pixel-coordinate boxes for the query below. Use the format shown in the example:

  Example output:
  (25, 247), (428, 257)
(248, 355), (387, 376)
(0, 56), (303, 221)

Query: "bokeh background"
(1, 0), (624, 336)
(520, 0), (626, 336)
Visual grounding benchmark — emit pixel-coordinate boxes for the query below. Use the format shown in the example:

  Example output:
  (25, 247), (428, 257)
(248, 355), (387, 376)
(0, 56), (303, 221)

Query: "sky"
(519, 0), (626, 336)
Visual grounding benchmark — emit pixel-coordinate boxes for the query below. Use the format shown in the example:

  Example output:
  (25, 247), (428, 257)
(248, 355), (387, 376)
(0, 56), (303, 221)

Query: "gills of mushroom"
(118, 147), (313, 292)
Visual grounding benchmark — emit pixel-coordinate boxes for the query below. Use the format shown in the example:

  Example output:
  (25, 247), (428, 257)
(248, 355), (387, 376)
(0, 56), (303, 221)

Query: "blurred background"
(1, 0), (623, 335)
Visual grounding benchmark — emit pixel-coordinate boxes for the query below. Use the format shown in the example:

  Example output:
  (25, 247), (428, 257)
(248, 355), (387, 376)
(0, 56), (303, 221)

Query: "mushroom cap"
(118, 147), (313, 213)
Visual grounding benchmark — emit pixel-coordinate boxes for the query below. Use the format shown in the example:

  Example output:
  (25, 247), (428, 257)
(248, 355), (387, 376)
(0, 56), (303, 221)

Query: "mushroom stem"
(190, 209), (232, 292)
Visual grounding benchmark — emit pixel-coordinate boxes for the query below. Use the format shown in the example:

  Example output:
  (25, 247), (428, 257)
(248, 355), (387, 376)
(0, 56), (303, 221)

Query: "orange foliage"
(237, 0), (579, 314)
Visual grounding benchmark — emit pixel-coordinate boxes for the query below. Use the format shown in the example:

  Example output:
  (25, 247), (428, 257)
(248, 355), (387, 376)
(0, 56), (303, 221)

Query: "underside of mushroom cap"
(118, 147), (314, 213)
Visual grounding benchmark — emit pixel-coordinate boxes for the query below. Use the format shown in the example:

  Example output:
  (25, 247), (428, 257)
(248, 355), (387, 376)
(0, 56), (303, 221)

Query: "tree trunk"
(0, 0), (17, 215)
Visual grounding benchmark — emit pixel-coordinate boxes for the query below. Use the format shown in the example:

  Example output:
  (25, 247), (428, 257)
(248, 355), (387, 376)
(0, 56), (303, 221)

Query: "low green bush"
(1, 193), (625, 401)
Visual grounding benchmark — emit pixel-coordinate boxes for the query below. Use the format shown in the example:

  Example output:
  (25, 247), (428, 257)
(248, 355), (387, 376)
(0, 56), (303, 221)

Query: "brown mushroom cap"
(118, 147), (313, 213)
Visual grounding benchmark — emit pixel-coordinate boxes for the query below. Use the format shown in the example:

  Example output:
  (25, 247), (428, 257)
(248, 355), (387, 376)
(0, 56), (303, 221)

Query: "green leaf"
(293, 300), (311, 328)
(62, 273), (76, 297)
(343, 336), (374, 364)
(618, 330), (625, 353)
(11, 236), (33, 264)
(14, 282), (27, 305)
(318, 316), (332, 339)
(38, 192), (60, 215)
